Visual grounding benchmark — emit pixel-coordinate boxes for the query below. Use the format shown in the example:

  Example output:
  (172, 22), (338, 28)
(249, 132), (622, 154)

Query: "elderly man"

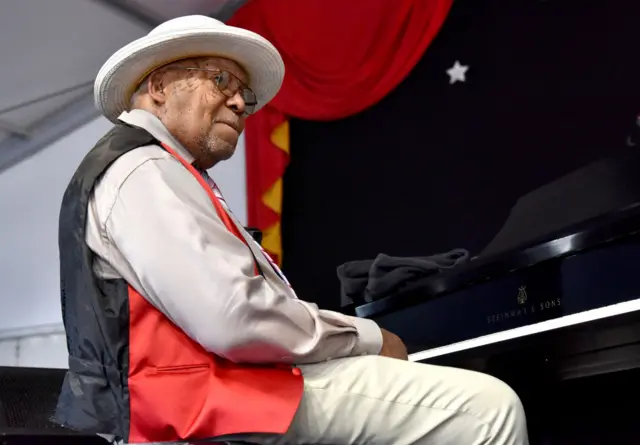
(55, 15), (528, 445)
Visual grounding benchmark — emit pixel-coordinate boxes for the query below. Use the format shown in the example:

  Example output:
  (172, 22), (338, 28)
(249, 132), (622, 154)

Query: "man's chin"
(213, 141), (237, 161)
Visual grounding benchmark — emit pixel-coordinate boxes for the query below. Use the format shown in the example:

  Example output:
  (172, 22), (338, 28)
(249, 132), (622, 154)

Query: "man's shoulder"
(97, 143), (175, 190)
(90, 143), (188, 219)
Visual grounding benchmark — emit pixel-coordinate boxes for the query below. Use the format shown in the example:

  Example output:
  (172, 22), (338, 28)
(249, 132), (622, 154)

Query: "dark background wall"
(281, 0), (640, 311)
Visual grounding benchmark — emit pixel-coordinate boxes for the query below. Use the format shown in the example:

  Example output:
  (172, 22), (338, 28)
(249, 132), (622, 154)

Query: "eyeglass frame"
(168, 67), (258, 117)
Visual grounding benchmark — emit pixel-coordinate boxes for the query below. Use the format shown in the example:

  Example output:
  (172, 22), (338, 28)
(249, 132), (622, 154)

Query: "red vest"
(55, 124), (303, 443)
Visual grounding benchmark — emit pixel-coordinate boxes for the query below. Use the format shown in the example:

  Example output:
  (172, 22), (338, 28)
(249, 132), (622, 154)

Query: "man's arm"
(103, 157), (382, 364)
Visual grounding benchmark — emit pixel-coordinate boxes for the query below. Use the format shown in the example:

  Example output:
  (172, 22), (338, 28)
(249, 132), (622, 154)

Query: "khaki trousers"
(244, 355), (529, 445)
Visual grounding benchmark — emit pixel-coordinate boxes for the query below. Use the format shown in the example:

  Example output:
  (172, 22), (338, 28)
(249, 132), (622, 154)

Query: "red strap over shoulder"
(160, 142), (261, 276)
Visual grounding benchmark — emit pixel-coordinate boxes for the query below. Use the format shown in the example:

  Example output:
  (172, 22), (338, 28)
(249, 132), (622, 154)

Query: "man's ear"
(147, 70), (167, 105)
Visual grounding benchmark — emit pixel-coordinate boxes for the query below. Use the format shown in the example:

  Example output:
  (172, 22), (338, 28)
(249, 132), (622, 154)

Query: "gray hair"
(129, 79), (149, 109)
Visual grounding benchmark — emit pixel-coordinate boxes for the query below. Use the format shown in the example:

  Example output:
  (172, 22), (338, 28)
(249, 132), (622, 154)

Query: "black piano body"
(355, 149), (640, 443)
(356, 147), (640, 372)
(357, 206), (640, 370)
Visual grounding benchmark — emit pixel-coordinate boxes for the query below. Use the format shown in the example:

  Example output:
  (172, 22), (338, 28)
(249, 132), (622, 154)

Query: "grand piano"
(353, 148), (640, 443)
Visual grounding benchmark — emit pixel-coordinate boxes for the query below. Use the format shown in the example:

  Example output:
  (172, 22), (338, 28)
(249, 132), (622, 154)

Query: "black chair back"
(0, 366), (107, 444)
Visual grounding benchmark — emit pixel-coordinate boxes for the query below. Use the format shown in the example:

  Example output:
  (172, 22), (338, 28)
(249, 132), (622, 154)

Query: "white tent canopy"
(0, 0), (249, 174)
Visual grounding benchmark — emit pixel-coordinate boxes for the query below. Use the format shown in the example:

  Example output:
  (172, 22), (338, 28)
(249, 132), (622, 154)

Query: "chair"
(0, 366), (106, 444)
(0, 366), (285, 445)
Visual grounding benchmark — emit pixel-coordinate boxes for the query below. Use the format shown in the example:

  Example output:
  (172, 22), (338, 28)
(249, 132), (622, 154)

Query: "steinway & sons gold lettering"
(486, 284), (561, 324)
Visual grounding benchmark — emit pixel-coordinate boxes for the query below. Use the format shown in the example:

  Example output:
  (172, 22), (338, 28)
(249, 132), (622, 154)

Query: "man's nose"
(226, 92), (246, 116)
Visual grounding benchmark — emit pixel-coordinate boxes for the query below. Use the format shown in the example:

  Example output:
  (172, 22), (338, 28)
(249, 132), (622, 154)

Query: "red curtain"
(228, 0), (453, 264)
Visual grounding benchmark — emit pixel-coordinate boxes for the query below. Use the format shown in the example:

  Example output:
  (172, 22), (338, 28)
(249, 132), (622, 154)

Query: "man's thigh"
(251, 355), (528, 445)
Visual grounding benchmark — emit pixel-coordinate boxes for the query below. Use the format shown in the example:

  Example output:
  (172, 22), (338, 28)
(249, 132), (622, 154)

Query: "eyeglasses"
(177, 67), (257, 117)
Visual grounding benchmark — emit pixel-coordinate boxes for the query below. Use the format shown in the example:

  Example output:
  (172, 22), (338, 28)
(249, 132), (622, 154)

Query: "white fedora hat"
(94, 15), (285, 123)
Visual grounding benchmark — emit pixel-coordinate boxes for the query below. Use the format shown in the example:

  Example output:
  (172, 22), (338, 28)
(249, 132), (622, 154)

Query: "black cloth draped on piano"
(337, 249), (469, 305)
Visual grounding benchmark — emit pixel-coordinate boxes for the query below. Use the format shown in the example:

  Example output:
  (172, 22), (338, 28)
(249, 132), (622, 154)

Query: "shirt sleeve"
(103, 157), (383, 364)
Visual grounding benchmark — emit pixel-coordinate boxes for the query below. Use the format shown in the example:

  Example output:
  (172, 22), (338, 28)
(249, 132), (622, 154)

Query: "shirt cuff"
(349, 316), (383, 356)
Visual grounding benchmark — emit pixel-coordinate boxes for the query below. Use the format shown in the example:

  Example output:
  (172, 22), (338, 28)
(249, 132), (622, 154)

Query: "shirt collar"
(117, 109), (195, 164)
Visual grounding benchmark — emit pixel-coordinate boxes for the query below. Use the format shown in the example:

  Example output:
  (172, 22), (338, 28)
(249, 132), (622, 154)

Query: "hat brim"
(94, 27), (285, 123)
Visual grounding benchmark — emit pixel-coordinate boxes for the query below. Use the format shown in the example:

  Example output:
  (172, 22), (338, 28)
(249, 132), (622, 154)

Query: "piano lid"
(481, 147), (640, 258)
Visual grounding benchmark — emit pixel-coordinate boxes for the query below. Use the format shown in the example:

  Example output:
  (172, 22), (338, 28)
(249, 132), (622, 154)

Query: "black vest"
(55, 124), (159, 438)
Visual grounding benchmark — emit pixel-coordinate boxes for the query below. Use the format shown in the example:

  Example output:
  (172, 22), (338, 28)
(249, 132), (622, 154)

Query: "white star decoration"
(447, 61), (469, 84)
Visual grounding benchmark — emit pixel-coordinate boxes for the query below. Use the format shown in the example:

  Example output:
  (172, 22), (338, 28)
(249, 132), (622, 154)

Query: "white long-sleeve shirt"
(84, 109), (383, 364)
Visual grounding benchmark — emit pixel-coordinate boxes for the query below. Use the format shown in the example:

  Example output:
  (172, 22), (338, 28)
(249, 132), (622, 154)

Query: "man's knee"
(387, 360), (529, 443)
(479, 374), (523, 408)
(472, 374), (528, 443)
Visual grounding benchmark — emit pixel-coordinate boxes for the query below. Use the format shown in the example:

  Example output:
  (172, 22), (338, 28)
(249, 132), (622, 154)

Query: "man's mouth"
(216, 120), (240, 133)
